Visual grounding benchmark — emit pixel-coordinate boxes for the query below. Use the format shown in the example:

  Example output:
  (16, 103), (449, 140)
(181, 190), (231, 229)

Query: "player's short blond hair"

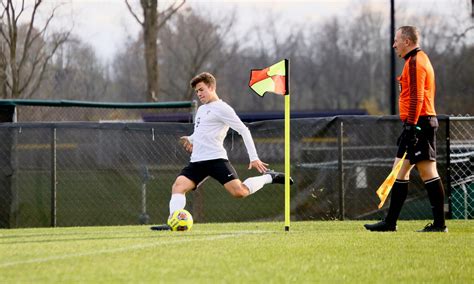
(398, 26), (420, 44)
(190, 72), (216, 89)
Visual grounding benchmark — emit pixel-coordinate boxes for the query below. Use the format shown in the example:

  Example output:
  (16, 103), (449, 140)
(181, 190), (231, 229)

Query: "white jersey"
(188, 99), (259, 163)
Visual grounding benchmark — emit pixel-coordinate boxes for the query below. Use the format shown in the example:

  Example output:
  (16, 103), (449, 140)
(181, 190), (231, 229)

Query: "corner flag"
(376, 152), (407, 209)
(249, 59), (289, 97)
(249, 59), (291, 231)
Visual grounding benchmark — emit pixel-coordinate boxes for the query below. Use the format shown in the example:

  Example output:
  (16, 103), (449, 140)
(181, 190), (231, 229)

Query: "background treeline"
(0, 1), (472, 115)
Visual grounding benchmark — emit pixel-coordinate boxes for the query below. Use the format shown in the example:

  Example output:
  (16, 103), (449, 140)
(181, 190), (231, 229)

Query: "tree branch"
(19, 49), (45, 94)
(0, 25), (12, 46)
(125, 0), (144, 26)
(19, 0), (50, 74)
(453, 25), (474, 42)
(15, 0), (26, 21)
(24, 31), (70, 98)
(5, 0), (15, 49)
(157, 0), (186, 30)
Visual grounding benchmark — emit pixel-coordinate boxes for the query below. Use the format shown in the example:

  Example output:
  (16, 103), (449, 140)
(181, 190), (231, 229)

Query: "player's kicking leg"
(223, 170), (294, 198)
(151, 175), (195, 231)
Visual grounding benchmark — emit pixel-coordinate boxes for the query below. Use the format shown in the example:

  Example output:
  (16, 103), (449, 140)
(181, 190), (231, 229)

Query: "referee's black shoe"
(266, 170), (294, 185)
(150, 224), (171, 231)
(364, 220), (397, 232)
(417, 223), (448, 232)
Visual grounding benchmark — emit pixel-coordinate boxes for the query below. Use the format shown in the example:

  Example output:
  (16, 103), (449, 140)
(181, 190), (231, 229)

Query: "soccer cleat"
(265, 170), (294, 185)
(364, 220), (397, 232)
(150, 224), (171, 231)
(417, 223), (448, 232)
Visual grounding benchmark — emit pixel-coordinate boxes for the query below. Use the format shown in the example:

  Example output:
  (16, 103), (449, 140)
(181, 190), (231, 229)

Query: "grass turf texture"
(1, 220), (472, 283)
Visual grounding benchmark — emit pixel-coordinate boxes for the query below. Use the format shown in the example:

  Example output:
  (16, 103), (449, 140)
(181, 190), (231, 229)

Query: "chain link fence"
(0, 106), (472, 228)
(448, 116), (474, 219)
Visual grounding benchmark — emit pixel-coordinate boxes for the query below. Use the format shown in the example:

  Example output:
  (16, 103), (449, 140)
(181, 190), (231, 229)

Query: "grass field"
(1, 220), (472, 283)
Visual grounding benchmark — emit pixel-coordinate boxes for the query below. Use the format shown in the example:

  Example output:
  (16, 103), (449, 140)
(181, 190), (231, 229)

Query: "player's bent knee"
(224, 182), (249, 198)
(172, 176), (195, 194)
(231, 189), (248, 198)
(172, 184), (187, 194)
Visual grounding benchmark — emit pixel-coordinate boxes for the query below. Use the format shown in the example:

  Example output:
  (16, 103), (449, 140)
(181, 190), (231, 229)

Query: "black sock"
(424, 177), (446, 227)
(385, 179), (409, 225)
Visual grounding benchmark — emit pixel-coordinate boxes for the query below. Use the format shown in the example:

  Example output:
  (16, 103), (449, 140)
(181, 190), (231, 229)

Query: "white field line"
(0, 230), (269, 268)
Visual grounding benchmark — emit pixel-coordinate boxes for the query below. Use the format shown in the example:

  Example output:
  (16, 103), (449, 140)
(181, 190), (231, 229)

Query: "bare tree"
(48, 36), (109, 101)
(0, 39), (7, 98)
(158, 7), (238, 101)
(125, 0), (185, 102)
(108, 1), (474, 114)
(247, 13), (307, 112)
(0, 0), (70, 99)
(112, 34), (146, 102)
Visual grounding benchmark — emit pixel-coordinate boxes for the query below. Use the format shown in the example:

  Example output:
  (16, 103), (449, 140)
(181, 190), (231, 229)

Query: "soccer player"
(151, 72), (293, 230)
(364, 26), (447, 232)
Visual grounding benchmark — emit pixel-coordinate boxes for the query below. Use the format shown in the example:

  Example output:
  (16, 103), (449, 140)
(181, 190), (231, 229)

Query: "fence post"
(139, 165), (151, 224)
(51, 127), (57, 227)
(0, 105), (15, 228)
(446, 116), (452, 219)
(338, 119), (345, 220)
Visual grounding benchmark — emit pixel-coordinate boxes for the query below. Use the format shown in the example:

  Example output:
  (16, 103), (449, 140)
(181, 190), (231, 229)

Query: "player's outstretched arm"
(248, 159), (269, 174)
(179, 136), (193, 153)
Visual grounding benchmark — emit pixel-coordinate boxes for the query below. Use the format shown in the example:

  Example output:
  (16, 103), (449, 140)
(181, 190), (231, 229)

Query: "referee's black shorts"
(178, 159), (239, 189)
(396, 116), (438, 165)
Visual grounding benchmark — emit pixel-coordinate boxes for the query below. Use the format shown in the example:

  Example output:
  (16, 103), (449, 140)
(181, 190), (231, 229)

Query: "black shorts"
(178, 159), (239, 189)
(397, 116), (438, 164)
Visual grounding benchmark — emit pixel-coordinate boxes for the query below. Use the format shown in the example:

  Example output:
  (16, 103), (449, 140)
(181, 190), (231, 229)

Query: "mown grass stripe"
(0, 230), (269, 268)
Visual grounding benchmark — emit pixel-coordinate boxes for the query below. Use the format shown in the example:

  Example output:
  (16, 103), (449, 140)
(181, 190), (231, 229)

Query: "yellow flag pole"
(284, 59), (290, 231)
(248, 59), (290, 231)
(284, 93), (290, 231)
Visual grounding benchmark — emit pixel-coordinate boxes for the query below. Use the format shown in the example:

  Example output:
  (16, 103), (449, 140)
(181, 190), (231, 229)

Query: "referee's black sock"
(424, 177), (446, 227)
(384, 179), (409, 225)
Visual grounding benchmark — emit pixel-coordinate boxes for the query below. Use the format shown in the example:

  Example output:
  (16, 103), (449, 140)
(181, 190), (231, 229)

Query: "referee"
(365, 26), (447, 232)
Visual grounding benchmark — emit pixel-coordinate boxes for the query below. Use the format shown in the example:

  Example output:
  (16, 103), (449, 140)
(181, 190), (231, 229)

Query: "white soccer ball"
(167, 209), (193, 231)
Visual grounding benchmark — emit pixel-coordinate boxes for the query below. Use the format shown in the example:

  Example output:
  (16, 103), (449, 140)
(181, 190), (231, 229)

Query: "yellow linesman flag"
(376, 152), (407, 209)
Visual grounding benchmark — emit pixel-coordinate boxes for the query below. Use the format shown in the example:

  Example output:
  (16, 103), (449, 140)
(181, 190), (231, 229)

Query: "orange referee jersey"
(397, 48), (436, 125)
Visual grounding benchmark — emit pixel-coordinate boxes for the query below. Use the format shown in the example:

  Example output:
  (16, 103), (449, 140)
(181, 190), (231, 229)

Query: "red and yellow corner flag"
(376, 152), (407, 209)
(249, 59), (289, 97)
(249, 59), (291, 231)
